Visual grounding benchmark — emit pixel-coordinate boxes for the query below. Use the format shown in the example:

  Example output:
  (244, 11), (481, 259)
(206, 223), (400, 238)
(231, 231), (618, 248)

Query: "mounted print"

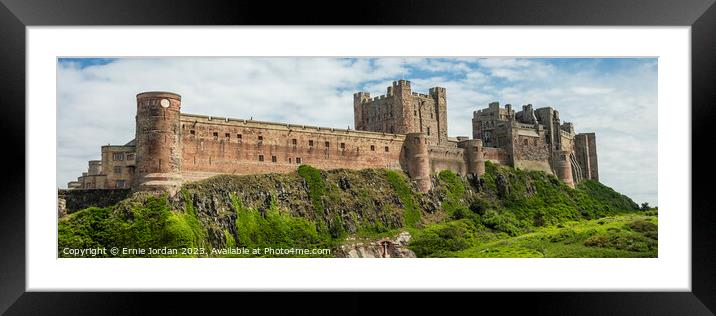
(56, 57), (657, 258)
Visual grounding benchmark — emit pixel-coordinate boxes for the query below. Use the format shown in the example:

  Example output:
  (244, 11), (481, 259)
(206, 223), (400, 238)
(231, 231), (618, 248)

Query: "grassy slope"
(439, 213), (657, 258)
(58, 162), (653, 258)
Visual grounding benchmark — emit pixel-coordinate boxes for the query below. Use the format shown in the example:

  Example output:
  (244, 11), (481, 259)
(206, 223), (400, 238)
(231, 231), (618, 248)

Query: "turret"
(556, 150), (574, 188)
(353, 91), (370, 131)
(133, 91), (183, 193)
(403, 132), (431, 192)
(462, 139), (485, 177)
(393, 80), (412, 134)
(429, 86), (448, 145)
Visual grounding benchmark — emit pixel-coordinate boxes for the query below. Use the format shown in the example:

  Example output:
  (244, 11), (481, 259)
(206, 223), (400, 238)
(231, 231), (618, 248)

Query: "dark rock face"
(58, 189), (132, 214)
(173, 170), (418, 250)
(338, 176), (351, 190)
(496, 174), (510, 198)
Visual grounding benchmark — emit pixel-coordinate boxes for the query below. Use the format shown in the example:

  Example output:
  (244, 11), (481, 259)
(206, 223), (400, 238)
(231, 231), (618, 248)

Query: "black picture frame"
(1, 0), (714, 314)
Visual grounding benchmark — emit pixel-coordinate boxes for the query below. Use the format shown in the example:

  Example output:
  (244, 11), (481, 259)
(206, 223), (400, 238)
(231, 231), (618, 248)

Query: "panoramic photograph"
(56, 57), (658, 258)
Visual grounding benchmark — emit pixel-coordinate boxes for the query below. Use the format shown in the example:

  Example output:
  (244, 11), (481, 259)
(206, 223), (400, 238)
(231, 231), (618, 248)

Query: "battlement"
(180, 113), (405, 141)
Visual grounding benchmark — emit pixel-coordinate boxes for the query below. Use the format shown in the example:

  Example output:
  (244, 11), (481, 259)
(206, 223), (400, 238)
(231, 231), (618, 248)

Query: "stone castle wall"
(179, 114), (406, 182)
(68, 81), (598, 194)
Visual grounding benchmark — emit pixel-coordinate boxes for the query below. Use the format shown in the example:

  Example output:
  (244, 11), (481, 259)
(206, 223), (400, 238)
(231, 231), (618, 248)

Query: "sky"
(57, 57), (658, 206)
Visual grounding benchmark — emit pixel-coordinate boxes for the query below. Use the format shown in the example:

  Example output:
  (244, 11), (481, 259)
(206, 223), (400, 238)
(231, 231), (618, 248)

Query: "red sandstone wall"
(428, 146), (467, 176)
(483, 147), (510, 165)
(179, 114), (406, 181)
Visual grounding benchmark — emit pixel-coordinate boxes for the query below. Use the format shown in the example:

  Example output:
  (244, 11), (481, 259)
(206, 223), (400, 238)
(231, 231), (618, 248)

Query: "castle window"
(309, 140), (314, 147)
(190, 130), (196, 136)
(325, 141), (330, 148)
(113, 166), (122, 174)
(430, 113), (433, 119)
(384, 146), (389, 152)
(213, 132), (219, 140)
(414, 110), (417, 116)
(237, 134), (242, 140)
(427, 127), (430, 136)
(289, 158), (292, 163)
(258, 136), (263, 142)
(340, 143), (345, 149)
(524, 139), (529, 146)
(296, 157), (302, 164)
(225, 133), (230, 139)
(112, 153), (124, 161)
(390, 126), (394, 133)
(258, 155), (264, 162)
(370, 145), (375, 151)
(115, 180), (125, 188)
(292, 139), (297, 146)
(271, 156), (277, 163)
(126, 154), (134, 160)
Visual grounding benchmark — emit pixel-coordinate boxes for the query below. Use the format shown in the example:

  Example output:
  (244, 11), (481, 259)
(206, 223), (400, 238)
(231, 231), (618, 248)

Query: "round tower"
(404, 132), (431, 193)
(556, 150), (575, 188)
(463, 139), (486, 177)
(133, 91), (183, 193)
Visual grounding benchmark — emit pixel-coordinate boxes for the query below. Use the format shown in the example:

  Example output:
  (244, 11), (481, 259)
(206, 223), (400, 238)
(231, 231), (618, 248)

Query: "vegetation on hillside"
(58, 162), (652, 258)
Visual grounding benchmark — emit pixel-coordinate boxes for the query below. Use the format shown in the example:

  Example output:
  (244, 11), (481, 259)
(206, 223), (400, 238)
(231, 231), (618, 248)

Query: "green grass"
(297, 164), (327, 215)
(229, 193), (332, 257)
(444, 214), (657, 258)
(58, 194), (200, 258)
(385, 170), (421, 228)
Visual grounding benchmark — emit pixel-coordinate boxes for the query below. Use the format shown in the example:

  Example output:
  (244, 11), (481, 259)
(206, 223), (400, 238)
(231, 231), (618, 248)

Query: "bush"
(481, 209), (521, 236)
(58, 195), (200, 257)
(627, 219), (657, 234)
(409, 220), (476, 257)
(584, 235), (609, 247)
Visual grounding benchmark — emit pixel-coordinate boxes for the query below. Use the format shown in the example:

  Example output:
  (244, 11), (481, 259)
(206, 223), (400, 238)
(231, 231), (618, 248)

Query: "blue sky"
(57, 57), (658, 206)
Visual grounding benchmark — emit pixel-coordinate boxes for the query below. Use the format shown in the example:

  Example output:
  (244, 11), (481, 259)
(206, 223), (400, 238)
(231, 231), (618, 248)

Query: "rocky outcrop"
(58, 189), (132, 214)
(58, 197), (67, 218)
(335, 231), (416, 258)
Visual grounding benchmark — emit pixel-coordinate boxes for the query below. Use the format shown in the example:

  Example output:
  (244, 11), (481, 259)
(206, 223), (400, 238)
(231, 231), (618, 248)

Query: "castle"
(66, 80), (598, 193)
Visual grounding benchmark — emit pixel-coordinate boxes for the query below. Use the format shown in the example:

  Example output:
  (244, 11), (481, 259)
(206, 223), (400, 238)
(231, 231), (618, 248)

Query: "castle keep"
(67, 80), (599, 193)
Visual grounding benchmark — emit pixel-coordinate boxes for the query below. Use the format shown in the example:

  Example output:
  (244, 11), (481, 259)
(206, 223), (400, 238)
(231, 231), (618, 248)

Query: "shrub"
(481, 209), (521, 236)
(584, 235), (609, 247)
(627, 219), (657, 234)
(409, 220), (476, 257)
